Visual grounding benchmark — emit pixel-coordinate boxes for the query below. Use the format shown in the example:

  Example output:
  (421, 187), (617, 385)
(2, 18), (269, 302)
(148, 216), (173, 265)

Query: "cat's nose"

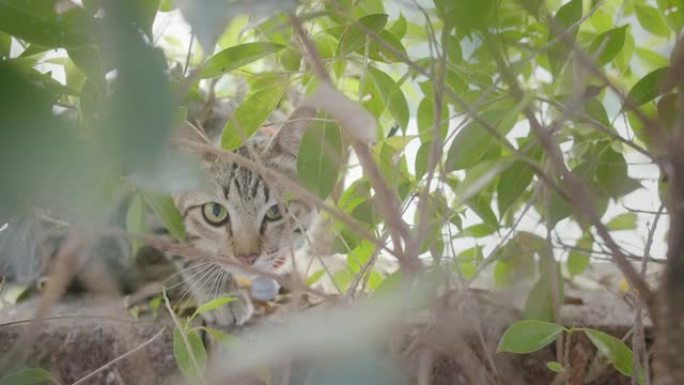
(236, 253), (258, 265)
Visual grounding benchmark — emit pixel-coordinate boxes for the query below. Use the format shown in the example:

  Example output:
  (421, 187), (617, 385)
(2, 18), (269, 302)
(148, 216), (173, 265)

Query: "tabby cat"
(170, 106), (316, 326)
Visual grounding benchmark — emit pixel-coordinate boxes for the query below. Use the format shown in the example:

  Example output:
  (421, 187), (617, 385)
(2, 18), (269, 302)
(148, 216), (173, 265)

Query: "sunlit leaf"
(143, 192), (185, 241)
(388, 13), (407, 39)
(126, 193), (146, 256)
(656, 0), (684, 32)
(313, 33), (338, 59)
(606, 213), (637, 231)
(218, 14), (249, 49)
(584, 328), (637, 378)
(202, 326), (235, 345)
(567, 236), (591, 276)
(368, 29), (408, 62)
(446, 110), (513, 171)
(0, 368), (56, 385)
(546, 361), (565, 373)
(221, 83), (286, 150)
(497, 320), (564, 354)
(625, 67), (672, 108)
(366, 66), (409, 130)
(257, 13), (291, 45)
(173, 328), (207, 379)
(417, 96), (449, 142)
(497, 159), (534, 216)
(337, 13), (388, 55)
(192, 296), (235, 319)
(635, 4), (670, 37)
(0, 31), (10, 59)
(588, 25), (627, 67)
(547, 0), (582, 75)
(635, 47), (669, 69)
(201, 42), (286, 78)
(0, 0), (95, 48)
(435, 0), (496, 32)
(297, 117), (343, 198)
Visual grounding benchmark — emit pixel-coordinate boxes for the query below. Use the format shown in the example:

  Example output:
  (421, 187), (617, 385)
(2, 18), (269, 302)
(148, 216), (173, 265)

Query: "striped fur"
(170, 107), (316, 326)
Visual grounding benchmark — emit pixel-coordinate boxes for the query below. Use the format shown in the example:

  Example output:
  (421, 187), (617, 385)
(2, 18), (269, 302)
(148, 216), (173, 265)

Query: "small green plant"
(167, 294), (235, 380)
(0, 368), (58, 385)
(497, 320), (643, 383)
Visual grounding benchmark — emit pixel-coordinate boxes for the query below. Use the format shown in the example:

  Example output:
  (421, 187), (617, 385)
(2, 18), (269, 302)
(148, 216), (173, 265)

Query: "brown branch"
(654, 36), (684, 385)
(288, 13), (418, 271)
(485, 35), (655, 315)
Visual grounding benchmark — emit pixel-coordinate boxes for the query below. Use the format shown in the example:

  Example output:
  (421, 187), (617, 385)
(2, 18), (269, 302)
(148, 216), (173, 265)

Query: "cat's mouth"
(255, 250), (289, 271)
(226, 249), (285, 270)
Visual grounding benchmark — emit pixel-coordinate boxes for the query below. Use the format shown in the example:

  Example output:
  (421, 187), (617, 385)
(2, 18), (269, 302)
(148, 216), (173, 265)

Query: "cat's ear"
(267, 106), (316, 156)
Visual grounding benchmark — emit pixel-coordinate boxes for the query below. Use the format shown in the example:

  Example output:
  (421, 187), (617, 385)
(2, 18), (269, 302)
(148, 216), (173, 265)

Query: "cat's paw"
(204, 291), (254, 328)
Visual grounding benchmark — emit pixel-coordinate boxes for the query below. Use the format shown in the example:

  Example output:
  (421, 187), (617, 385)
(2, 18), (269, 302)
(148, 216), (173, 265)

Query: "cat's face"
(174, 107), (315, 274)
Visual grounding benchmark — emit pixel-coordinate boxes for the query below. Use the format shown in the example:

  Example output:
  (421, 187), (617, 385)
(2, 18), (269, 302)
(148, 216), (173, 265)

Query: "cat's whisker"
(163, 262), (215, 290)
(163, 261), (213, 285)
(175, 264), (221, 305)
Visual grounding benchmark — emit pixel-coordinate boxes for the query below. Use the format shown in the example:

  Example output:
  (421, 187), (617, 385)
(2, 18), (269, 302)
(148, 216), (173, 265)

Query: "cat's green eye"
(201, 202), (229, 226)
(264, 204), (283, 221)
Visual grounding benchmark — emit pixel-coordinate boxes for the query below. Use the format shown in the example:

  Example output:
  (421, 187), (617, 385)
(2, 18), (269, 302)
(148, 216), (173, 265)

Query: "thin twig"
(288, 12), (417, 270)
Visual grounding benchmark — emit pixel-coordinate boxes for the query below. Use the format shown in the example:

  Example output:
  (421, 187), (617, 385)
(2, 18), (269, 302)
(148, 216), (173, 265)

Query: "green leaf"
(524, 265), (564, 322)
(606, 213), (637, 231)
(1, 283), (30, 305)
(217, 14), (249, 49)
(446, 110), (514, 171)
(436, 0), (496, 32)
(516, 0), (543, 18)
(192, 296), (236, 320)
(656, 0), (683, 32)
(313, 33), (338, 59)
(415, 140), (431, 180)
(279, 46), (302, 71)
(131, 0), (160, 38)
(588, 25), (627, 67)
(337, 13), (388, 55)
(453, 159), (509, 203)
(297, 117), (343, 198)
(497, 159), (534, 216)
(368, 29), (408, 62)
(635, 4), (670, 37)
(257, 13), (291, 45)
(143, 192), (185, 241)
(126, 193), (146, 256)
(388, 13), (407, 39)
(546, 361), (565, 373)
(0, 31), (10, 59)
(497, 320), (564, 354)
(200, 42), (286, 78)
(0, 0), (95, 48)
(202, 326), (235, 345)
(305, 270), (325, 286)
(584, 328), (636, 377)
(625, 67), (672, 108)
(366, 66), (409, 130)
(547, 0), (582, 75)
(635, 47), (669, 69)
(417, 96), (449, 142)
(0, 368), (56, 385)
(173, 328), (207, 379)
(221, 84), (286, 150)
(567, 236), (591, 276)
